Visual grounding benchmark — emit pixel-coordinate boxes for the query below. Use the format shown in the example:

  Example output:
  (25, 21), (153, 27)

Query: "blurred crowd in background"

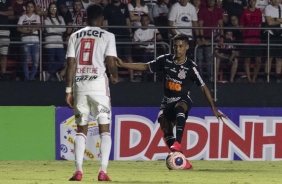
(0, 0), (281, 83)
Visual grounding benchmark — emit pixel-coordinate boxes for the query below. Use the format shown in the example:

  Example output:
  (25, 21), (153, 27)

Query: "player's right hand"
(66, 93), (74, 109)
(110, 75), (119, 84)
(115, 57), (124, 67)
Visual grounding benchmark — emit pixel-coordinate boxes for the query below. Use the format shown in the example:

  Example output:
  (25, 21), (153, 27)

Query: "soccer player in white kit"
(65, 4), (119, 182)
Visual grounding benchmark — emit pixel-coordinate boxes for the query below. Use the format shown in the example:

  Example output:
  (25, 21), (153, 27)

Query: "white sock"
(100, 132), (112, 173)
(74, 133), (86, 173)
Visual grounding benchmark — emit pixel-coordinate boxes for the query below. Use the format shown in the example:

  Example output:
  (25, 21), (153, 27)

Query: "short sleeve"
(190, 5), (198, 21)
(17, 15), (23, 25)
(128, 3), (134, 11)
(148, 55), (165, 73)
(66, 34), (76, 58)
(36, 15), (41, 24)
(133, 31), (139, 42)
(264, 6), (271, 17)
(144, 5), (149, 14)
(168, 4), (177, 21)
(191, 65), (205, 87)
(105, 33), (117, 57)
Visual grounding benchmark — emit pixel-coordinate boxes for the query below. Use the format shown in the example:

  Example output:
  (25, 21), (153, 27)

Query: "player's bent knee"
(174, 105), (185, 113)
(75, 113), (90, 126)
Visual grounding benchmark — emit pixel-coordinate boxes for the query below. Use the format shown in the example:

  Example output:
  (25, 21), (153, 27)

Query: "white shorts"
(0, 30), (10, 55)
(74, 94), (112, 126)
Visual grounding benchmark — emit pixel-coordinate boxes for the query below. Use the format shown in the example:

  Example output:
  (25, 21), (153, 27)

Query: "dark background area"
(0, 82), (281, 107)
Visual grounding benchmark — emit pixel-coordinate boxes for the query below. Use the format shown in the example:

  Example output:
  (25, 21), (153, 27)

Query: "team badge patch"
(178, 69), (186, 79)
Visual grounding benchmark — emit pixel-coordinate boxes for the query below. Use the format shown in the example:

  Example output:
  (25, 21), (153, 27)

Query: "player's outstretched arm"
(116, 57), (149, 71)
(200, 85), (228, 121)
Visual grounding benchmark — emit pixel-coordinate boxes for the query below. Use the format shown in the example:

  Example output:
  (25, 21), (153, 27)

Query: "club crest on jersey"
(178, 69), (186, 79)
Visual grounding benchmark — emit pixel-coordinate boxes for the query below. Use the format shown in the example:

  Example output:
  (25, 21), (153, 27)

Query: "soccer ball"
(166, 151), (187, 170)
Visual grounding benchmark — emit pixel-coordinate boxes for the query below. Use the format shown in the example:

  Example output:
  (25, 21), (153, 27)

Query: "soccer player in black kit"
(116, 34), (227, 169)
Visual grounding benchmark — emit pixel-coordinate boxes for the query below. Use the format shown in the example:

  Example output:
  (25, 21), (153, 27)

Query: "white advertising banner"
(60, 115), (101, 160)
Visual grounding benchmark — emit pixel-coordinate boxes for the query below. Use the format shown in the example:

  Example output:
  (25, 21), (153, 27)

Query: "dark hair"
(156, 0), (164, 6)
(224, 29), (233, 34)
(86, 4), (103, 21)
(140, 14), (150, 21)
(131, 0), (145, 7)
(26, 1), (36, 9)
(47, 2), (62, 24)
(229, 14), (239, 25)
(157, 0), (171, 8)
(73, 0), (82, 8)
(173, 34), (189, 45)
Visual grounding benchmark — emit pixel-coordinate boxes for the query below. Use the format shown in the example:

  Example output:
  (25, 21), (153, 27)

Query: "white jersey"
(168, 2), (198, 37)
(66, 26), (117, 95)
(128, 3), (149, 27)
(17, 14), (41, 45)
(44, 16), (66, 49)
(152, 4), (169, 18)
(256, 0), (270, 22)
(264, 4), (282, 35)
(133, 25), (159, 50)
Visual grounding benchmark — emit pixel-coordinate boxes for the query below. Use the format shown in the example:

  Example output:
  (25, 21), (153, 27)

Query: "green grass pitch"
(0, 160), (282, 184)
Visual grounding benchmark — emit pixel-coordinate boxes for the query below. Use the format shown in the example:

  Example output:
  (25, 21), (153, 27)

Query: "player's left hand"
(66, 93), (74, 109)
(213, 109), (228, 122)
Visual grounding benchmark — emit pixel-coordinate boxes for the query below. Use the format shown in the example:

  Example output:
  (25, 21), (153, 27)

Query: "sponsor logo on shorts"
(165, 96), (181, 103)
(99, 108), (110, 114)
(75, 75), (98, 82)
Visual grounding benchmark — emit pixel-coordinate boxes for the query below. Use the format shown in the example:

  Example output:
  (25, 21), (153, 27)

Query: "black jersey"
(103, 3), (130, 36)
(148, 54), (205, 98)
(0, 0), (12, 30)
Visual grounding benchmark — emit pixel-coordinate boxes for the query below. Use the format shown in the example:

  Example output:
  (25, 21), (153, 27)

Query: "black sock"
(175, 106), (186, 143)
(164, 133), (175, 148)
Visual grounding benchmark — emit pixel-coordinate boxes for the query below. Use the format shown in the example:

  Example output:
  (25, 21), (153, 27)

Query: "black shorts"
(269, 36), (282, 57)
(157, 95), (192, 121)
(241, 45), (265, 57)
